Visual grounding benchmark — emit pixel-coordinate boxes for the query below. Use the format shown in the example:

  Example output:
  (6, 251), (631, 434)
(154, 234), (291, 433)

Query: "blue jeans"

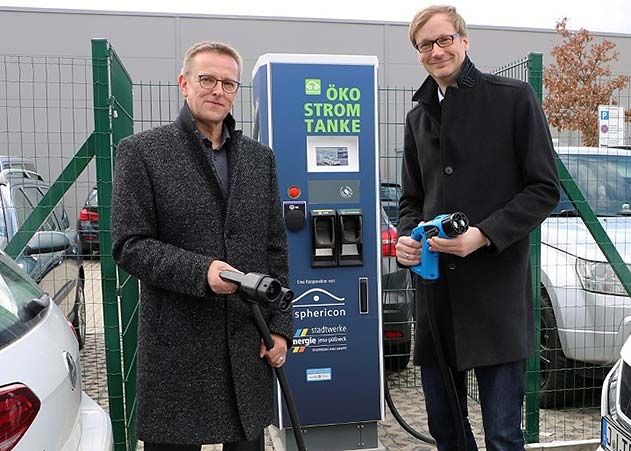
(421, 360), (525, 451)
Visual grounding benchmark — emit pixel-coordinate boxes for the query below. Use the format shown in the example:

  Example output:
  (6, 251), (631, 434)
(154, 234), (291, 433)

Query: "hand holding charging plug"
(408, 212), (469, 280)
(428, 226), (489, 257)
(396, 235), (422, 266)
(207, 260), (242, 295)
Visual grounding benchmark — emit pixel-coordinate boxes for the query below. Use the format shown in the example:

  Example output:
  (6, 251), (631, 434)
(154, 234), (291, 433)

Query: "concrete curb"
(526, 439), (600, 451)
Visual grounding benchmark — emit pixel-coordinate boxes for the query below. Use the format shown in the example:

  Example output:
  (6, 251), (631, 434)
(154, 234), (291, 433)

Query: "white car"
(540, 146), (631, 408)
(599, 336), (631, 450)
(0, 251), (112, 450)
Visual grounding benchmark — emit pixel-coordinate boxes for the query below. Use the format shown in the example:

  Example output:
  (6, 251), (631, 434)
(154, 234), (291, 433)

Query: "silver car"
(599, 336), (631, 450)
(0, 250), (112, 450)
(540, 146), (631, 407)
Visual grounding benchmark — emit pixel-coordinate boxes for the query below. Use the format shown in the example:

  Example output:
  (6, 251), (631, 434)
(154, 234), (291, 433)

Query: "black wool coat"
(398, 57), (560, 371)
(111, 106), (291, 444)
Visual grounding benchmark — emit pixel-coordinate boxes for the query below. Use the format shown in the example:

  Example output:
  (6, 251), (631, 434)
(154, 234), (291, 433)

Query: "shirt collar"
(412, 54), (481, 104)
(194, 123), (230, 149)
(181, 101), (233, 148)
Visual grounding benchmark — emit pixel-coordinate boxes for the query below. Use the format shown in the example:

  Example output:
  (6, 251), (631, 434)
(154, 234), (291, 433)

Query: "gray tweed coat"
(111, 106), (291, 445)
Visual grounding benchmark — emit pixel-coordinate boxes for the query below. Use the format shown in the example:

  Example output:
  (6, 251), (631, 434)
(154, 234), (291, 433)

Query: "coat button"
(444, 166), (453, 175)
(448, 261), (456, 270)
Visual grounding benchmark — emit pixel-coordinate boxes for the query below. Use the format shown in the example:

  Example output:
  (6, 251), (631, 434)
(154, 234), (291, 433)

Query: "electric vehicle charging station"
(252, 54), (384, 451)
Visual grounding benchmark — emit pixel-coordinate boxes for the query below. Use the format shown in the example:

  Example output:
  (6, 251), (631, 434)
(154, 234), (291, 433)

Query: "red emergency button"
(287, 186), (301, 199)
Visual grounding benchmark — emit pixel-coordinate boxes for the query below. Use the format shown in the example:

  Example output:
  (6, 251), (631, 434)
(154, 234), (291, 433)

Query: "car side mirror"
(24, 231), (70, 255)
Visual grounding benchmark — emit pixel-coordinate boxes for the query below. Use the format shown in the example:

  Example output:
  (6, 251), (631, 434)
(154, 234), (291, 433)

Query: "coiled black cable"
(384, 374), (436, 444)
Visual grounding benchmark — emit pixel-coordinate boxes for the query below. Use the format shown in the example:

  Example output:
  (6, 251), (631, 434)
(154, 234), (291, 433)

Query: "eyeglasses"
(414, 32), (460, 53)
(197, 74), (241, 94)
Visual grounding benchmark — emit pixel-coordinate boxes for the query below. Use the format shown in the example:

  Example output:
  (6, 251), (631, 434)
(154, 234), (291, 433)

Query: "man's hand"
(260, 333), (289, 368)
(396, 235), (422, 266)
(428, 226), (488, 257)
(207, 260), (241, 294)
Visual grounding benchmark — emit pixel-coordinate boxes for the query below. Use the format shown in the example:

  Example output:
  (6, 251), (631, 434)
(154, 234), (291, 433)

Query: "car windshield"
(555, 153), (631, 216)
(0, 257), (43, 350)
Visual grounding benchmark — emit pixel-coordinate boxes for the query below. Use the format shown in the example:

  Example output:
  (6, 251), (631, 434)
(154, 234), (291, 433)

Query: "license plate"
(603, 417), (631, 451)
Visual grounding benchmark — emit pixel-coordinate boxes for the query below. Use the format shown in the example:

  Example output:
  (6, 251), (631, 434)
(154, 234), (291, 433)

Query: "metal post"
(92, 38), (127, 451)
(524, 51), (543, 444)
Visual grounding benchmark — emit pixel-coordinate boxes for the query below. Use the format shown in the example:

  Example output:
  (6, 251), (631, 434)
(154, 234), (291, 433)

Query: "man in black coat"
(396, 5), (560, 450)
(111, 41), (291, 451)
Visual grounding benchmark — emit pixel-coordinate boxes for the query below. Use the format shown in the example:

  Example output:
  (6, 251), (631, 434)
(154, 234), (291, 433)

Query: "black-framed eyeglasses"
(197, 74), (241, 94)
(414, 32), (460, 53)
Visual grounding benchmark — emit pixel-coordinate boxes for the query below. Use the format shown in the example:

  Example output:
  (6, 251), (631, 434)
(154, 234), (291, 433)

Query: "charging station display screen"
(316, 146), (349, 167)
(307, 135), (359, 173)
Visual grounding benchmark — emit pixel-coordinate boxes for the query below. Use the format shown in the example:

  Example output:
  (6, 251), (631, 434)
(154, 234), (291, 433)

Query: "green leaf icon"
(305, 79), (321, 95)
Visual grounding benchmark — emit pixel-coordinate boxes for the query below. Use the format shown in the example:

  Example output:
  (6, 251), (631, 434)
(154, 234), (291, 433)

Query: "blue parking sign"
(601, 110), (610, 120)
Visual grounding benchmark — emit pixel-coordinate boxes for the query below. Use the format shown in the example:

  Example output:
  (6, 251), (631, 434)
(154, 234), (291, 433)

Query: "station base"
(269, 422), (385, 451)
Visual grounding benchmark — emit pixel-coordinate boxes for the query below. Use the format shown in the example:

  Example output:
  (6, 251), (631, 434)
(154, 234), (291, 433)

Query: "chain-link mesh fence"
(0, 52), (110, 395)
(5, 43), (631, 449)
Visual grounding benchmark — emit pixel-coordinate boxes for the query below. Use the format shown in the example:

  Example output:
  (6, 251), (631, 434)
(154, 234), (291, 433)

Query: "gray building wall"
(1, 7), (631, 215)
(2, 7), (631, 86)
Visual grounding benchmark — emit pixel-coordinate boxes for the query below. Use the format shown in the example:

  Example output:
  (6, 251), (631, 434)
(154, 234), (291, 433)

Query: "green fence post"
(108, 44), (139, 451)
(92, 38), (127, 451)
(524, 52), (543, 444)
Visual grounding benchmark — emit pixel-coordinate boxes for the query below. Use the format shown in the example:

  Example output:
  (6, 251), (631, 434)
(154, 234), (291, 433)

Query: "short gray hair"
(181, 41), (243, 78)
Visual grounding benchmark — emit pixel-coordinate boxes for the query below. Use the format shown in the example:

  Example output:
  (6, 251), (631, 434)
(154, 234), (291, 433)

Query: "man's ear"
(177, 72), (188, 97)
(462, 36), (470, 52)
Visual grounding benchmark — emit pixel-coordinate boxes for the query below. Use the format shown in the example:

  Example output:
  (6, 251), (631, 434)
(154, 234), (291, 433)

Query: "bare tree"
(543, 18), (629, 146)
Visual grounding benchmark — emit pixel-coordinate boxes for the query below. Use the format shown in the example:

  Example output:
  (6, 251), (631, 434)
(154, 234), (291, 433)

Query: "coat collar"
(412, 55), (481, 104)
(173, 102), (243, 207)
(174, 101), (238, 142)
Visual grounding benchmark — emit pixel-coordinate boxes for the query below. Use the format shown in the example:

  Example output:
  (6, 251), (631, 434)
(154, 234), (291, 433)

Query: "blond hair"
(181, 41), (243, 78)
(408, 5), (467, 49)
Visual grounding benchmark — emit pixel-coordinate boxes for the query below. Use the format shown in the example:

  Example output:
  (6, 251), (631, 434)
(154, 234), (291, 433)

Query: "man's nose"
(210, 82), (223, 95)
(430, 44), (446, 58)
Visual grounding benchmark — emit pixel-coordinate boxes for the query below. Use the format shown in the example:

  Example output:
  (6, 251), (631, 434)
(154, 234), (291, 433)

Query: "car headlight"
(609, 361), (620, 417)
(576, 258), (630, 295)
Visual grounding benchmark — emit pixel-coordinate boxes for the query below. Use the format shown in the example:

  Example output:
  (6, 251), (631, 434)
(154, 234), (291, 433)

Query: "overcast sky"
(2, 0), (631, 34)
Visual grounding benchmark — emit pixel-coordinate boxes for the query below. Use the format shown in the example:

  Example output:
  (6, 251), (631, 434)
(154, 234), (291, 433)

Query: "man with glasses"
(112, 41), (291, 451)
(396, 5), (559, 449)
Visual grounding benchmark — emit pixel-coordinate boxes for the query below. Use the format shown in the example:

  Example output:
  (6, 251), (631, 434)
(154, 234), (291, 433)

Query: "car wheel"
(539, 288), (600, 408)
(385, 341), (411, 372)
(73, 278), (86, 350)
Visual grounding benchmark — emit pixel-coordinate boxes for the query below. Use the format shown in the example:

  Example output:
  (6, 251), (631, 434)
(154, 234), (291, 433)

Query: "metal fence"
(0, 41), (138, 450)
(0, 49), (113, 424)
(4, 40), (631, 449)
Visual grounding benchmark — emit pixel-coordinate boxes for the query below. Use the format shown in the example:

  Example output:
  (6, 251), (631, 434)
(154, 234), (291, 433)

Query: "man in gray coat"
(112, 41), (292, 451)
(396, 5), (560, 450)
